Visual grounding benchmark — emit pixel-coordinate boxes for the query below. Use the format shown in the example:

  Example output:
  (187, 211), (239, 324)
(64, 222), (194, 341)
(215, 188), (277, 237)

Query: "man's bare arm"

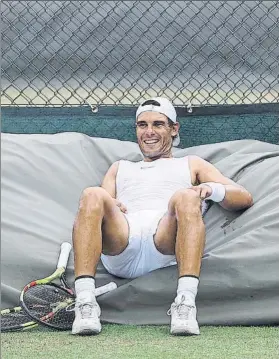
(190, 156), (253, 211)
(101, 161), (119, 198)
(101, 161), (127, 213)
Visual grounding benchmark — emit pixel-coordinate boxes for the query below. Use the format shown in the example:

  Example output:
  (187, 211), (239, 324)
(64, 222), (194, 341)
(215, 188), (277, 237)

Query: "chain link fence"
(1, 1), (279, 107)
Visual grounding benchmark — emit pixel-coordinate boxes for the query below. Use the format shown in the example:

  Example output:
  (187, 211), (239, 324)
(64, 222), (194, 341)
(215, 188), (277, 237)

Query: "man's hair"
(167, 118), (178, 143)
(141, 99), (161, 107)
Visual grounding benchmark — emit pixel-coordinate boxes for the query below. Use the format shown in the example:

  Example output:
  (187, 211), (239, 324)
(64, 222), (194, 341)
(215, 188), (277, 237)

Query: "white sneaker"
(72, 298), (101, 335)
(168, 295), (200, 335)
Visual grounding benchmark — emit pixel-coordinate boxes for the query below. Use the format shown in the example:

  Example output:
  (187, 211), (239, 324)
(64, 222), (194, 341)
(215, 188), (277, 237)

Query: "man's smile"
(143, 139), (159, 144)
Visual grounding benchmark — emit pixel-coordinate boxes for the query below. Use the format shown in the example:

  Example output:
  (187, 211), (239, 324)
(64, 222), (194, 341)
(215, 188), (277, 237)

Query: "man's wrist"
(203, 182), (226, 202)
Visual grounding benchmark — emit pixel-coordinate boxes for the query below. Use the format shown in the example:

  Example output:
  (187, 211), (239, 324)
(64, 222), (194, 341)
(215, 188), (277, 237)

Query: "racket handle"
(95, 282), (117, 297)
(57, 242), (72, 269)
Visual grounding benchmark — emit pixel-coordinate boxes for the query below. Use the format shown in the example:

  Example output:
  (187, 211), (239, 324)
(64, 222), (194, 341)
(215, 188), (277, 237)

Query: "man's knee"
(79, 186), (108, 213)
(170, 189), (201, 216)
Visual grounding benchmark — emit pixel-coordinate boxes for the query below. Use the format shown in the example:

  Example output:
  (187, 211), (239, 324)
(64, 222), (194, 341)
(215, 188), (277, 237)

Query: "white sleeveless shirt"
(116, 156), (192, 213)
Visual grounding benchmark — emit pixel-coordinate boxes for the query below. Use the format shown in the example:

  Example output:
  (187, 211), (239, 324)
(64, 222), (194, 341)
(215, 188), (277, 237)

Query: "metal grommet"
(84, 101), (99, 113)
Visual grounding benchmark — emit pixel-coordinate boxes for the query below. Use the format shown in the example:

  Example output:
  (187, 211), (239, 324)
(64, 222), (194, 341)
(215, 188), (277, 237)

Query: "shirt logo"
(140, 165), (155, 169)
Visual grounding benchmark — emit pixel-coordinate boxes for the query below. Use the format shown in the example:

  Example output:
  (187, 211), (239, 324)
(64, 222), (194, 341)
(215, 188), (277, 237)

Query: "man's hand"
(114, 199), (128, 213)
(190, 184), (212, 200)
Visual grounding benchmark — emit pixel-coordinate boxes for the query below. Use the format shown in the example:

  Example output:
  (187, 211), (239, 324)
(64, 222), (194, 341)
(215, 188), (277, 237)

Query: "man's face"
(136, 112), (179, 161)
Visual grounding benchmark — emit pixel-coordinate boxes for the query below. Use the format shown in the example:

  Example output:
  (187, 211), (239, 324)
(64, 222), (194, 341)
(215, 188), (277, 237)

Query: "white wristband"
(203, 182), (226, 202)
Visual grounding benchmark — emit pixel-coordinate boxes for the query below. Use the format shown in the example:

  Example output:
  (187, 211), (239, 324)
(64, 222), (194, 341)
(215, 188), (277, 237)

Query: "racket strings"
(22, 284), (75, 330)
(1, 310), (28, 326)
(0, 309), (37, 331)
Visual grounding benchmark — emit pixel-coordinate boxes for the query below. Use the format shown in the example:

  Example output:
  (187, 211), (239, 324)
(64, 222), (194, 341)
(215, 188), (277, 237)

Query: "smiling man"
(72, 97), (253, 336)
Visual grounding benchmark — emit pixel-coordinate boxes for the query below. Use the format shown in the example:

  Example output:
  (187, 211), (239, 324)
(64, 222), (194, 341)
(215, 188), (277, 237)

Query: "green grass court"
(2, 325), (278, 359)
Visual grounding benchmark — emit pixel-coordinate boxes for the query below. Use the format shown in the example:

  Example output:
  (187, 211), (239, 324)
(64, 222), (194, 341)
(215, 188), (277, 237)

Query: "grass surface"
(1, 325), (278, 359)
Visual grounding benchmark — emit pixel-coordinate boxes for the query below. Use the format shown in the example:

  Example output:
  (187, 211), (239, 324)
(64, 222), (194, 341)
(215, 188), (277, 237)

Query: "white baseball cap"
(136, 97), (180, 147)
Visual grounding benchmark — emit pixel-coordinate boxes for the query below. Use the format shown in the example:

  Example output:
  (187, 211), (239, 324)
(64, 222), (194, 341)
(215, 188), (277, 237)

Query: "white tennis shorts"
(100, 209), (177, 279)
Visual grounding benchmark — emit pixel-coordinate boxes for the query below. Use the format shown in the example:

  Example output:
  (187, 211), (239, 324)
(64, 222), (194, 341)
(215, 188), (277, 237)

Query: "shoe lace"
(66, 301), (97, 319)
(79, 303), (95, 319)
(167, 295), (194, 318)
(65, 302), (76, 312)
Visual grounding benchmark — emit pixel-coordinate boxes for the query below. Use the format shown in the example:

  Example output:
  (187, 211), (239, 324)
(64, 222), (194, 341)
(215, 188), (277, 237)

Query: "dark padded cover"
(2, 133), (279, 325)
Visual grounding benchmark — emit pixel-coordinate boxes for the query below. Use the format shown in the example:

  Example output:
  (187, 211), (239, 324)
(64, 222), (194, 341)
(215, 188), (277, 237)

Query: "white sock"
(176, 276), (199, 305)
(75, 277), (96, 302)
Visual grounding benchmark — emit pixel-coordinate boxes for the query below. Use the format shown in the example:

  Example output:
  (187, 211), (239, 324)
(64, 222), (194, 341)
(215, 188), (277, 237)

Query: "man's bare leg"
(72, 186), (129, 335)
(73, 196), (102, 278)
(174, 193), (205, 278)
(154, 189), (205, 335)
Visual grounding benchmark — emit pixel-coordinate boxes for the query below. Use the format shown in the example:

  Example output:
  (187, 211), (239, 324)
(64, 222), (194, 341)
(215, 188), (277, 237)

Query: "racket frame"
(2, 242), (72, 332)
(2, 243), (118, 331)
(20, 282), (75, 330)
(1, 306), (38, 332)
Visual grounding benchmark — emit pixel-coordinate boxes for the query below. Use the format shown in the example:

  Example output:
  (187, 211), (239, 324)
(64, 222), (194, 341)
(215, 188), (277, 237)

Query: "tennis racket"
(1, 242), (72, 332)
(1, 282), (117, 332)
(1, 242), (117, 332)
(1, 306), (39, 332)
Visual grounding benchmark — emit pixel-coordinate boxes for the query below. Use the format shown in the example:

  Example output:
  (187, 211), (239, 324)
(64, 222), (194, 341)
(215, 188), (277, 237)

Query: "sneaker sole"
(171, 327), (200, 336)
(72, 328), (101, 336)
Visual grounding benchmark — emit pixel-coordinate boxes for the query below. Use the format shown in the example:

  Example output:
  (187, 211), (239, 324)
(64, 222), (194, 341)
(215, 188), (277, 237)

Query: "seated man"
(72, 97), (253, 336)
